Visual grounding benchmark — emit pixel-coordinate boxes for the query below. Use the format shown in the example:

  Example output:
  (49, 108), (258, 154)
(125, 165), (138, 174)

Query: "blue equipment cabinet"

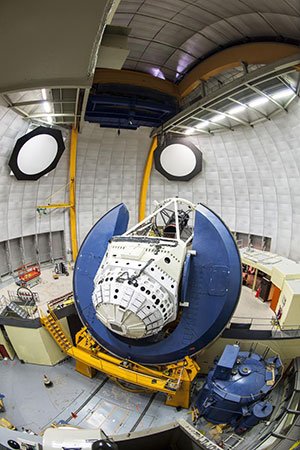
(196, 345), (281, 430)
(236, 401), (273, 433)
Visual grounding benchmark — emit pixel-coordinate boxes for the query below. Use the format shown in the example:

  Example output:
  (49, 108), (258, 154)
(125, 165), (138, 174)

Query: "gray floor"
(0, 267), (276, 325)
(0, 265), (73, 316)
(231, 286), (275, 329)
(0, 357), (188, 435)
(0, 266), (277, 438)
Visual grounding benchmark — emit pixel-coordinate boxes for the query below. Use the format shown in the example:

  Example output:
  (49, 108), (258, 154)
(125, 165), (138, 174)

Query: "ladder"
(7, 301), (29, 319)
(42, 313), (72, 352)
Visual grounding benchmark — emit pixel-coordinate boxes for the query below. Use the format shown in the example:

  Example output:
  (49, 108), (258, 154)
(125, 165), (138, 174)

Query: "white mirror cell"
(160, 143), (196, 177)
(17, 134), (58, 175)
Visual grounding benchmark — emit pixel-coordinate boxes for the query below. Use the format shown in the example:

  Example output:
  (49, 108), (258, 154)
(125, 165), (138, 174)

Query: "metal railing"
(47, 304), (73, 345)
(230, 316), (300, 338)
(0, 292), (39, 320)
(47, 292), (74, 313)
(249, 358), (300, 450)
(272, 325), (300, 338)
(230, 316), (276, 330)
(0, 295), (8, 315)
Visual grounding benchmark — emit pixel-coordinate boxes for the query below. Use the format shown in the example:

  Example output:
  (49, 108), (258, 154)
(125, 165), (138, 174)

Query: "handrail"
(247, 357), (300, 450)
(47, 305), (73, 344)
(48, 292), (74, 312)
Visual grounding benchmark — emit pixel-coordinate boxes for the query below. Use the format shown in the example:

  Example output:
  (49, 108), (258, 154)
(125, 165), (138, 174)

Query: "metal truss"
(1, 86), (90, 131)
(151, 53), (300, 137)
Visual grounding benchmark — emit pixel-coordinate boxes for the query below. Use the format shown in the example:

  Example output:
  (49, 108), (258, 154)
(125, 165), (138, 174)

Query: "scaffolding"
(16, 262), (41, 288)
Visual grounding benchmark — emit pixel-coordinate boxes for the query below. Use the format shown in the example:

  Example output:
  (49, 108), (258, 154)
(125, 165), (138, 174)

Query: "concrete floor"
(0, 264), (73, 315)
(231, 286), (276, 329)
(0, 357), (188, 435)
(0, 264), (277, 439)
(0, 266), (275, 321)
(0, 265), (191, 434)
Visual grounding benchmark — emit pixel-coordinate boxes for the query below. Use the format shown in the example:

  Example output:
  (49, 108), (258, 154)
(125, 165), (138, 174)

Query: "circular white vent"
(17, 134), (58, 175)
(154, 137), (202, 181)
(9, 126), (65, 181)
(160, 143), (197, 177)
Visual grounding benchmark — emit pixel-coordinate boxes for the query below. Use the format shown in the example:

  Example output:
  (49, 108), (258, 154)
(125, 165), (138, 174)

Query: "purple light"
(149, 67), (166, 80)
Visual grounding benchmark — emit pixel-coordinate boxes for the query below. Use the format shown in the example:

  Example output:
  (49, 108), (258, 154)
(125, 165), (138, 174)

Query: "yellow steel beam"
(93, 68), (180, 98)
(178, 42), (300, 98)
(37, 204), (72, 209)
(70, 126), (78, 260)
(37, 127), (78, 260)
(40, 309), (199, 408)
(139, 136), (157, 221)
(74, 327), (198, 384)
(93, 44), (299, 101)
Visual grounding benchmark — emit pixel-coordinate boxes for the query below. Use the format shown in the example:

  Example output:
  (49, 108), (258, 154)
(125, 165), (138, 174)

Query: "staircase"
(0, 296), (8, 315)
(41, 313), (73, 353)
(7, 301), (29, 319)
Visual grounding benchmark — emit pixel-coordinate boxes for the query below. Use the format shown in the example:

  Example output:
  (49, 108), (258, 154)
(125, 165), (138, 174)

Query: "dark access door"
(0, 344), (9, 359)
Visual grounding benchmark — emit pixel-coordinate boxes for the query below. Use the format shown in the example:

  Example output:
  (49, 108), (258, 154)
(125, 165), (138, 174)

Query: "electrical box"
(276, 279), (300, 329)
(215, 344), (239, 380)
(271, 262), (300, 290)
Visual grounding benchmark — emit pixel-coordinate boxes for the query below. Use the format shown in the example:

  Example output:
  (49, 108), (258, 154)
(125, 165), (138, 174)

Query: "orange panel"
(178, 42), (300, 98)
(93, 68), (180, 98)
(270, 285), (281, 312)
(93, 44), (299, 101)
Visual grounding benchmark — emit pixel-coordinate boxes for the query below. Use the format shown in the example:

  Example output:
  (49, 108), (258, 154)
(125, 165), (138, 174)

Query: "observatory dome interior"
(0, 1), (300, 449)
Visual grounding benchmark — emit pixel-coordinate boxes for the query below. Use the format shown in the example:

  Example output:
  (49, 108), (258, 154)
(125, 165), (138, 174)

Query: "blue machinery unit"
(73, 201), (241, 365)
(196, 344), (282, 433)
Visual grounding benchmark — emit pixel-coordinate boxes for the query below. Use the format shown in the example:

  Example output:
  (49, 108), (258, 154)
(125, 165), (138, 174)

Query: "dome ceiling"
(112, 0), (300, 82)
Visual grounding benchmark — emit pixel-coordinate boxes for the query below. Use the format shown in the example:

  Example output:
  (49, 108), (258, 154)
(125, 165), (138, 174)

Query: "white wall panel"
(0, 99), (70, 265)
(2, 96), (300, 265)
(76, 124), (151, 245)
(147, 98), (300, 261)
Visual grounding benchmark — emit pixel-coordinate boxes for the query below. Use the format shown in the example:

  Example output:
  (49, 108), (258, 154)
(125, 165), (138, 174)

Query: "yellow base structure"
(75, 360), (96, 378)
(0, 418), (16, 430)
(165, 380), (191, 409)
(40, 306), (200, 408)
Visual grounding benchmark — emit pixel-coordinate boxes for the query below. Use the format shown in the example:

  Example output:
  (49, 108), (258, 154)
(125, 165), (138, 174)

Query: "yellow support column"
(70, 126), (78, 260)
(139, 136), (157, 221)
(76, 360), (96, 378)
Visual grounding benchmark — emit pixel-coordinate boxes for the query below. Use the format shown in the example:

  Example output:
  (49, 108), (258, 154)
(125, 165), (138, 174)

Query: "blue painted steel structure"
(236, 401), (273, 433)
(85, 84), (178, 130)
(196, 344), (281, 427)
(73, 203), (242, 365)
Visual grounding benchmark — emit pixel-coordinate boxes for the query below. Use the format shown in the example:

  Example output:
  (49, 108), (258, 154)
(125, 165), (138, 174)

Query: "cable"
(108, 376), (154, 393)
(44, 181), (70, 203)
(116, 258), (154, 284)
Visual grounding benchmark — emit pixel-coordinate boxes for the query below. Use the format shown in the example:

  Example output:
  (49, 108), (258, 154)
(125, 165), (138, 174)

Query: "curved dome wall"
(147, 99), (300, 261)
(76, 125), (151, 244)
(0, 99), (71, 274)
(77, 99), (300, 262)
(1, 96), (299, 270)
